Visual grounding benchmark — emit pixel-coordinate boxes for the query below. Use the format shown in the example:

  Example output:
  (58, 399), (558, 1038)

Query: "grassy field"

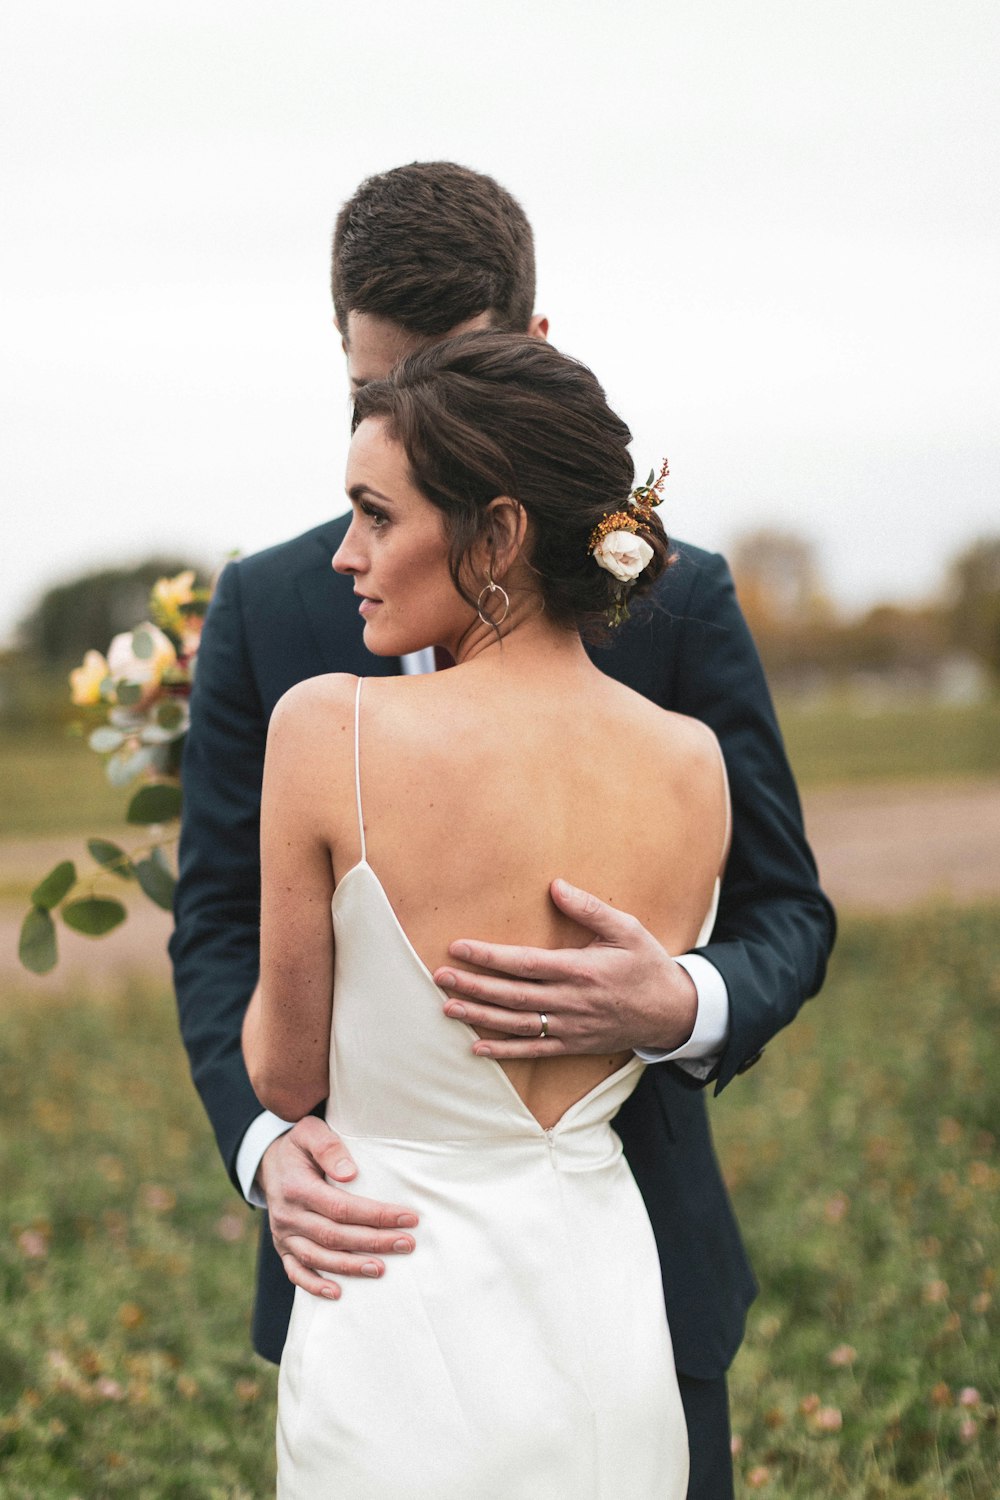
(715, 906), (999, 1497)
(0, 735), (127, 840)
(1, 696), (998, 841)
(775, 697), (1000, 787)
(2, 908), (997, 1498)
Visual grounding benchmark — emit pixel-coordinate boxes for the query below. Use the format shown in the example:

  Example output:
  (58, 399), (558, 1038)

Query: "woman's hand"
(433, 878), (698, 1058)
(258, 1118), (419, 1299)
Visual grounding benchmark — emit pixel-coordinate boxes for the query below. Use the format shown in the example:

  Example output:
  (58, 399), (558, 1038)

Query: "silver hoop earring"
(476, 577), (510, 628)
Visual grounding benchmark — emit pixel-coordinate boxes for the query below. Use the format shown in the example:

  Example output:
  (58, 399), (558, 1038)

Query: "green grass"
(0, 734), (128, 839)
(2, 697), (997, 844)
(2, 909), (998, 1497)
(715, 905), (1000, 1497)
(0, 979), (274, 1498)
(776, 697), (1000, 787)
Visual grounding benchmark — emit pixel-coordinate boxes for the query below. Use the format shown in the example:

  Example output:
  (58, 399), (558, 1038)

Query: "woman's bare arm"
(243, 681), (342, 1120)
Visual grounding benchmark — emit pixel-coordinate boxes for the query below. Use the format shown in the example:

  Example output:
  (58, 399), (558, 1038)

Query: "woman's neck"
(449, 604), (595, 683)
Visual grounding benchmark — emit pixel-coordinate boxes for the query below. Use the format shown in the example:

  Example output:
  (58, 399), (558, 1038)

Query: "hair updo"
(350, 332), (673, 638)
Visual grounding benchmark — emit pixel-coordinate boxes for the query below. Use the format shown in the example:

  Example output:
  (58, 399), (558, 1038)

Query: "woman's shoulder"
(610, 678), (723, 773)
(267, 672), (360, 747)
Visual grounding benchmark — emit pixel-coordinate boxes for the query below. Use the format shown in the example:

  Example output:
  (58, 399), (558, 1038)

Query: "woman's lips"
(358, 596), (382, 617)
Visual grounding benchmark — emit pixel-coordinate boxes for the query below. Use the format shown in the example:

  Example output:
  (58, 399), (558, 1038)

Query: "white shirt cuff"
(235, 1110), (296, 1208)
(634, 954), (730, 1076)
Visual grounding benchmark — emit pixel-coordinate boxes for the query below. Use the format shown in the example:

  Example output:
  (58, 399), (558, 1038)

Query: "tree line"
(730, 533), (1000, 693)
(2, 535), (998, 720)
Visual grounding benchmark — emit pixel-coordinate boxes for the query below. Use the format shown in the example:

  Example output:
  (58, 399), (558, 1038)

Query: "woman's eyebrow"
(347, 483), (394, 504)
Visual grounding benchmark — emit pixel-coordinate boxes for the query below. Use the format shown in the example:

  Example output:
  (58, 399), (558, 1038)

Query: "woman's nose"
(332, 519), (364, 575)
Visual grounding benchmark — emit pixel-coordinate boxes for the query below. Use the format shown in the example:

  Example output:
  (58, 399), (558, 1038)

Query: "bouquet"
(19, 569), (212, 973)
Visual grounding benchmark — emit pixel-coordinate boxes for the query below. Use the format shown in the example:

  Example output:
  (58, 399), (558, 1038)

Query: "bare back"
(297, 655), (728, 1127)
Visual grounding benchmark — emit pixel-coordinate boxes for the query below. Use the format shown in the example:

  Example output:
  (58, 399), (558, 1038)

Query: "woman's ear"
(483, 497), (528, 578)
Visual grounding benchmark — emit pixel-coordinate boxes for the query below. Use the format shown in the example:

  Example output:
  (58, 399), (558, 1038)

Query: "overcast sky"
(3, 0), (998, 647)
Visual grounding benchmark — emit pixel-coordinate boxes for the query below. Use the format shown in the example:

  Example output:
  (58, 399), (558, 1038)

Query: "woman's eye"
(361, 503), (388, 529)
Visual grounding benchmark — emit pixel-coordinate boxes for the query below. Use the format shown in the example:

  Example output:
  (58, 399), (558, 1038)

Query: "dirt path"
(3, 778), (999, 984)
(802, 777), (1000, 914)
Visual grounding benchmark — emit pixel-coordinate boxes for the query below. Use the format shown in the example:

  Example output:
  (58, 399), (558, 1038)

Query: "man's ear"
(334, 315), (348, 355)
(526, 314), (549, 342)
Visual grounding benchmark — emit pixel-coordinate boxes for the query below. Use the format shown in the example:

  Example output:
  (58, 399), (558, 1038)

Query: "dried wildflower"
(827, 1344), (857, 1368)
(824, 1191), (850, 1223)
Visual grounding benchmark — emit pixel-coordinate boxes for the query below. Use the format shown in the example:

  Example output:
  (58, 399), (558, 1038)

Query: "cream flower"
(69, 649), (110, 706)
(592, 530), (654, 584)
(106, 622), (177, 705)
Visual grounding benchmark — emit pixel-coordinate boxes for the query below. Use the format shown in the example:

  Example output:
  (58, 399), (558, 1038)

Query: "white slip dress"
(276, 679), (721, 1498)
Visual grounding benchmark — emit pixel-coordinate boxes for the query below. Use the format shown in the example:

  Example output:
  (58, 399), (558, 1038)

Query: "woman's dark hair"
(351, 332), (673, 638)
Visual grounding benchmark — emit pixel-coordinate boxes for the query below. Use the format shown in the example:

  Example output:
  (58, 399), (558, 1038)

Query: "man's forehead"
(345, 309), (493, 387)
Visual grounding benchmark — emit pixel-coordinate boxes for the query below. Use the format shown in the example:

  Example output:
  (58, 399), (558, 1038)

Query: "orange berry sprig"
(629, 457), (669, 514)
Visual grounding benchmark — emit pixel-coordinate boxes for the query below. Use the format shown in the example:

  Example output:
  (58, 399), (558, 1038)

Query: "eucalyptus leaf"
(149, 744), (171, 775)
(140, 719), (186, 746)
(139, 724), (172, 746)
(88, 725), (125, 753)
(127, 783), (182, 825)
(19, 907), (57, 974)
(156, 700), (184, 731)
(117, 682), (143, 707)
(106, 745), (157, 788)
(109, 706), (145, 730)
(87, 839), (135, 880)
(62, 898), (127, 936)
(30, 861), (77, 910)
(135, 848), (176, 910)
(132, 628), (154, 660)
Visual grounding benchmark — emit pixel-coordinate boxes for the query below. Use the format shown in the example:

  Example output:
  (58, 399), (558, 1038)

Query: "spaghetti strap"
(353, 677), (367, 864)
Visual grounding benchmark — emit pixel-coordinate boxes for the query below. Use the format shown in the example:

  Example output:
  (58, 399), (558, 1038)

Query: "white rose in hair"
(592, 530), (654, 584)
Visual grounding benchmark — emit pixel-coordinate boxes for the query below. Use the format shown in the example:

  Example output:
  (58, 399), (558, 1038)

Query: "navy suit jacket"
(170, 515), (835, 1380)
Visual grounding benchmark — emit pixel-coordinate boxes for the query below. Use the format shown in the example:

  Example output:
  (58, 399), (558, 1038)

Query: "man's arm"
(670, 550), (835, 1087)
(170, 558), (270, 1173)
(170, 561), (417, 1295)
(434, 550), (835, 1087)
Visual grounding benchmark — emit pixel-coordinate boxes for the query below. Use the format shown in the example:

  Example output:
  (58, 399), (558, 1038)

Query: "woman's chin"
(362, 620), (410, 658)
(361, 621), (393, 657)
(362, 619), (441, 660)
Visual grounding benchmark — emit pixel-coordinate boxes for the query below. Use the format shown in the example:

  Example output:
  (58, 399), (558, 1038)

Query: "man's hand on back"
(433, 878), (699, 1059)
(258, 1118), (419, 1298)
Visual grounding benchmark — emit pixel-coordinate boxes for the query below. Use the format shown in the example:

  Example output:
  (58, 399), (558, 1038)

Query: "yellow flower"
(151, 570), (197, 636)
(152, 570), (196, 614)
(69, 650), (110, 706)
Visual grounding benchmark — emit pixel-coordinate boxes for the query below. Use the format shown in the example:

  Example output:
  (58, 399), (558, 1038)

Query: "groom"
(171, 162), (834, 1500)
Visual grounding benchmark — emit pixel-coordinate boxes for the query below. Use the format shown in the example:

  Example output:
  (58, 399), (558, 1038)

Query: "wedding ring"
(538, 1012), (549, 1039)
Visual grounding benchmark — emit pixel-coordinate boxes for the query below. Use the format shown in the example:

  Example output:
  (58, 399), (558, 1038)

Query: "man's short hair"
(332, 162), (536, 337)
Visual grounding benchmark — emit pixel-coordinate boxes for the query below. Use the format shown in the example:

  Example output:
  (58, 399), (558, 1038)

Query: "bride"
(242, 331), (729, 1498)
